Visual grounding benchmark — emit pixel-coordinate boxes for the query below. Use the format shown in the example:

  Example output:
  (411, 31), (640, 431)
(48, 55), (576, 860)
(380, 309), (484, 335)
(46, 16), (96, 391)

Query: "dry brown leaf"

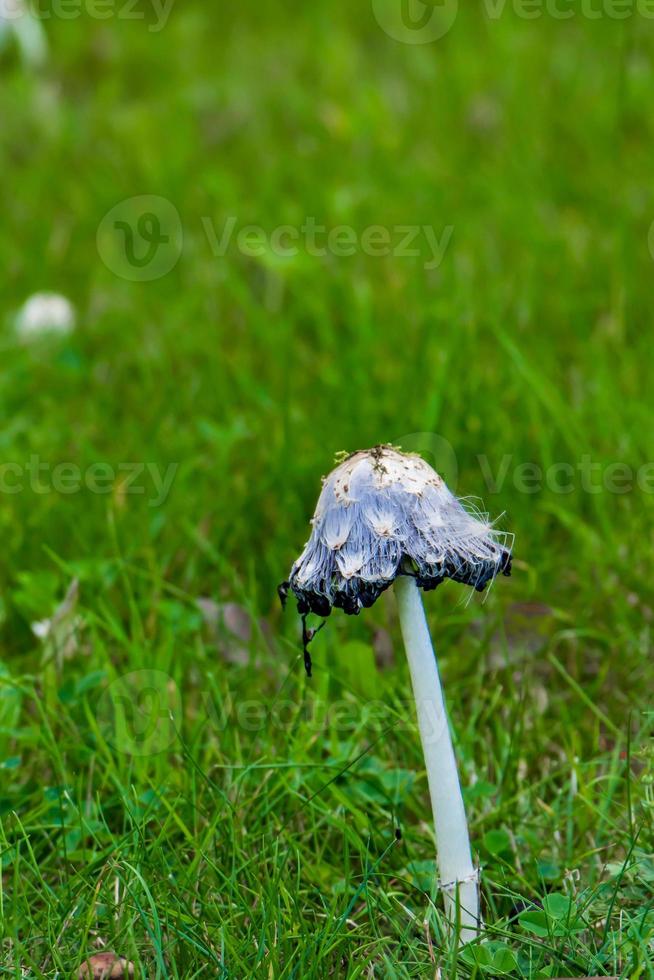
(197, 598), (252, 664)
(372, 626), (394, 670)
(488, 601), (556, 668)
(78, 952), (134, 979)
(31, 578), (85, 667)
(196, 598), (280, 666)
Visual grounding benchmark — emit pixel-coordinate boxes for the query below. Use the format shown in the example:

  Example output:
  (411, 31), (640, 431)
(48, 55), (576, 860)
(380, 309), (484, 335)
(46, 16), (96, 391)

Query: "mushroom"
(279, 445), (512, 942)
(14, 291), (75, 338)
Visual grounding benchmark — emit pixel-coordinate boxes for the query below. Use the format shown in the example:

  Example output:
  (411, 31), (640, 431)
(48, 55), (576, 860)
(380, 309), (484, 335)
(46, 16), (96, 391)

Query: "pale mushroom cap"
(280, 445), (512, 616)
(15, 292), (75, 338)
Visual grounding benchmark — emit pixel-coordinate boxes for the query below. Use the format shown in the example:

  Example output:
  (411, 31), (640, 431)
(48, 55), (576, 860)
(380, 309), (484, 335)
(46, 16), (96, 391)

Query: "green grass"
(1, 2), (654, 976)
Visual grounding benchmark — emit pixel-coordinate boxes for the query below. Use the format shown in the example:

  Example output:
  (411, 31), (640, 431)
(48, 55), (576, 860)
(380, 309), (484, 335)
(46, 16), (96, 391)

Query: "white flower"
(280, 445), (513, 616)
(15, 292), (76, 338)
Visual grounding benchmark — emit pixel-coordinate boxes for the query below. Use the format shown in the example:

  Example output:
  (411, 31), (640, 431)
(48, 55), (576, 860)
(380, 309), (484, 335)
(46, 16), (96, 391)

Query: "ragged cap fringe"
(279, 445), (513, 616)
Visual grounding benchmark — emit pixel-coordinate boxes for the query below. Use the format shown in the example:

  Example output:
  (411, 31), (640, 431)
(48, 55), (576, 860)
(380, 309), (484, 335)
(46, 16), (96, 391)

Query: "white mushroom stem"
(394, 574), (480, 943)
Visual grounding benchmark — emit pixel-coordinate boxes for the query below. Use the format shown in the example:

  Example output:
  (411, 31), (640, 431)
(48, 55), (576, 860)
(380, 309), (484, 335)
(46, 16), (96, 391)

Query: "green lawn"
(1, 2), (654, 976)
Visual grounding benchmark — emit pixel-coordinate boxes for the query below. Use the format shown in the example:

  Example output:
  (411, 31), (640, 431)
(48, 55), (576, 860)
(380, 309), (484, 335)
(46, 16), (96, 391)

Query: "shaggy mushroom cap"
(280, 445), (512, 617)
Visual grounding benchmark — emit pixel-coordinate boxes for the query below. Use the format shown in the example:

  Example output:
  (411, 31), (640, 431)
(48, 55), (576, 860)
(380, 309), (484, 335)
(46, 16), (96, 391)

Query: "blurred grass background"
(1, 1), (654, 976)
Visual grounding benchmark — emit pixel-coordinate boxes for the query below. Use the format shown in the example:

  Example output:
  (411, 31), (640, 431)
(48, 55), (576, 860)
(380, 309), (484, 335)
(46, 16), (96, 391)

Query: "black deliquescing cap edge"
(278, 547), (513, 618)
